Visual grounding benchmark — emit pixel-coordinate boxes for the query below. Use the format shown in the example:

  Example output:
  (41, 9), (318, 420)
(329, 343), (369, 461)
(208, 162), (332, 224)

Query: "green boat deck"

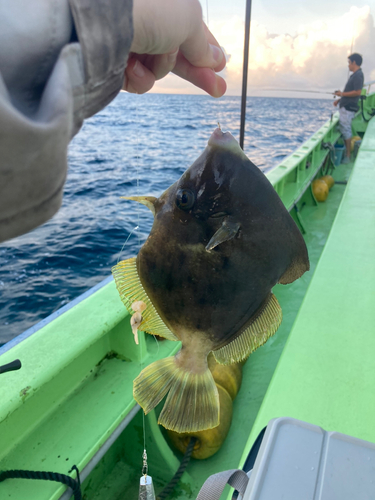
(1, 103), (374, 499)
(242, 115), (375, 462)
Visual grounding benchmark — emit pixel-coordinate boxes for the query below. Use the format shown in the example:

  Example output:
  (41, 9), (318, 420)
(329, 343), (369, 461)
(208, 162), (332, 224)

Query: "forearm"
(341, 90), (362, 97)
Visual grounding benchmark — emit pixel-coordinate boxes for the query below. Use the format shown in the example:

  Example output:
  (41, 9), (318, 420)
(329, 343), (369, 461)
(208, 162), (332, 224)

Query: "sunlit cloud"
(149, 5), (375, 97)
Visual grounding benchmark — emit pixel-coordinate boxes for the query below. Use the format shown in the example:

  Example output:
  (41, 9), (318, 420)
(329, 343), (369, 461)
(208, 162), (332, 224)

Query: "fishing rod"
(238, 1), (337, 149)
(239, 0), (252, 150)
(259, 88), (337, 95)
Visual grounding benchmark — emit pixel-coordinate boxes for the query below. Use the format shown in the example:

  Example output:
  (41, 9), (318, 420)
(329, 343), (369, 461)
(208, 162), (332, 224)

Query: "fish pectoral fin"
(133, 356), (219, 432)
(213, 293), (282, 364)
(121, 196), (157, 216)
(112, 258), (178, 341)
(206, 218), (241, 251)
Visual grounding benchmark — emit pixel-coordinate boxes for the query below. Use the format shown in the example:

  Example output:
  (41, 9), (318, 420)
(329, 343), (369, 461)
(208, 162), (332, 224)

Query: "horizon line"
(120, 90), (333, 100)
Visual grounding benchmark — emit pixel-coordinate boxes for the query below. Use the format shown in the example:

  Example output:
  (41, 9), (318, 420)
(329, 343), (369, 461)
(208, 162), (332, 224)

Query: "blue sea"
(0, 93), (334, 344)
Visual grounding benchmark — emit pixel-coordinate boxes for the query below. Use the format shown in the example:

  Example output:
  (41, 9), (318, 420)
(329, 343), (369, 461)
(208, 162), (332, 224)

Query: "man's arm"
(334, 90), (362, 98)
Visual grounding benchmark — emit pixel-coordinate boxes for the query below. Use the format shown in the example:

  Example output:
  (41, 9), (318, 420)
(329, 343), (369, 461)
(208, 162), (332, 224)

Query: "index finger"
(173, 52), (227, 98)
(180, 21), (226, 72)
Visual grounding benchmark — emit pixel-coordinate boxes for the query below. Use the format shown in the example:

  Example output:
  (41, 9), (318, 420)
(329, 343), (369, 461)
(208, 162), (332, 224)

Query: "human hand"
(333, 100), (339, 107)
(124, 0), (226, 97)
(334, 90), (343, 97)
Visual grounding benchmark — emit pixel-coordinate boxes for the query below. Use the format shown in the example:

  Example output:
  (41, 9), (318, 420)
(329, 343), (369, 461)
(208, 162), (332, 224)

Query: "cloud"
(149, 5), (375, 96)
(224, 5), (374, 94)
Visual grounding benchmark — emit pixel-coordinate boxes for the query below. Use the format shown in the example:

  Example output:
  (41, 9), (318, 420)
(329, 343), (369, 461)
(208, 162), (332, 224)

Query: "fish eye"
(175, 189), (195, 211)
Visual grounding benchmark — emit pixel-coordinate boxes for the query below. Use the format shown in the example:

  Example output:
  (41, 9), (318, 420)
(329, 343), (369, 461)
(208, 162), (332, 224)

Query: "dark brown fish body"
(137, 132), (307, 349)
(112, 128), (309, 433)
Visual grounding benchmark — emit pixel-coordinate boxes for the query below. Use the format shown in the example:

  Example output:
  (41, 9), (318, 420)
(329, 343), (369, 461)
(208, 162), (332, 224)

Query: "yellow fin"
(112, 258), (178, 341)
(121, 196), (157, 216)
(213, 293), (282, 365)
(134, 356), (220, 432)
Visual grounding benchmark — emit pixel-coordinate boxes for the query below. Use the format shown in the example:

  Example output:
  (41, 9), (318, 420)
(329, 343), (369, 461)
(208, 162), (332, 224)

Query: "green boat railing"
(269, 115), (340, 209)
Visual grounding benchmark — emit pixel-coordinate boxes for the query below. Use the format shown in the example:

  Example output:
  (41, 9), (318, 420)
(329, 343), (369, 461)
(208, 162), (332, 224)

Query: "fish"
(112, 127), (309, 433)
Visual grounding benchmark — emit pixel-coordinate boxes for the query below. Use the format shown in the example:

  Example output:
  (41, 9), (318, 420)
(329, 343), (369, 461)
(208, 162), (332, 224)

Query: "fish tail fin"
(134, 356), (219, 432)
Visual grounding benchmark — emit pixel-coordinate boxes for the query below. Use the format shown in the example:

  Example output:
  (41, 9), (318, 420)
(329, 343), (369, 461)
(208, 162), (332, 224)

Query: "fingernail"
(210, 44), (223, 63)
(133, 60), (145, 78)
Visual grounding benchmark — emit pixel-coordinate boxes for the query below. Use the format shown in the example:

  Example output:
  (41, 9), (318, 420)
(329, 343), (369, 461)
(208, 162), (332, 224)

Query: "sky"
(150, 0), (375, 98)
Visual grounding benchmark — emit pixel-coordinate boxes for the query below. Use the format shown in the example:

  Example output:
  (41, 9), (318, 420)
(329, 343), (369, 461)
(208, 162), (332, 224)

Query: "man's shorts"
(338, 107), (356, 140)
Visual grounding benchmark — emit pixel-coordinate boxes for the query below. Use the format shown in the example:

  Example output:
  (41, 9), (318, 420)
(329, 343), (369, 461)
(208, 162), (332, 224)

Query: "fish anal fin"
(134, 356), (220, 432)
(213, 293), (282, 365)
(111, 258), (178, 341)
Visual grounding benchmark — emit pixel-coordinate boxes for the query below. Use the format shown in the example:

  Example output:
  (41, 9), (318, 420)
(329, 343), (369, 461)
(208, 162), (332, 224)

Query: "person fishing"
(333, 53), (364, 164)
(0, 0), (226, 244)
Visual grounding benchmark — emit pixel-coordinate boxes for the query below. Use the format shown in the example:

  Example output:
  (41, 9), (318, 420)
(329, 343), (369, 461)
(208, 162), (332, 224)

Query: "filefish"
(112, 128), (309, 433)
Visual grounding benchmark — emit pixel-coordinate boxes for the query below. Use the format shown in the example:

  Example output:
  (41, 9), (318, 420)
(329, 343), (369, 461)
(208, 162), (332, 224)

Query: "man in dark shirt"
(334, 53), (364, 163)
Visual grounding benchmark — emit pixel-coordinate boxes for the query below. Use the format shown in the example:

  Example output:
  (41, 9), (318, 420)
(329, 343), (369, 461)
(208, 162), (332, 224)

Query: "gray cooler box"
(243, 417), (375, 500)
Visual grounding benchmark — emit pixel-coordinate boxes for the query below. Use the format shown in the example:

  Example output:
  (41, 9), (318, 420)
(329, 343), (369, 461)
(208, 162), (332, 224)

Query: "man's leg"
(338, 108), (355, 163)
(344, 138), (351, 158)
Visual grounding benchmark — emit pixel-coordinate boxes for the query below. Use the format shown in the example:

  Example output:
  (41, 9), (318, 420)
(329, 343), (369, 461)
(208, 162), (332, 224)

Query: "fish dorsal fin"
(213, 293), (282, 365)
(112, 258), (178, 341)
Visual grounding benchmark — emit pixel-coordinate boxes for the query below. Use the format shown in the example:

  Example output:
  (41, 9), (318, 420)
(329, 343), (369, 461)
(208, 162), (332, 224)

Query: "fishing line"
(116, 95), (148, 461)
(133, 94), (156, 499)
(152, 334), (160, 355)
(135, 96), (141, 250)
(350, 29), (355, 55)
(116, 92), (150, 491)
(117, 103), (146, 480)
(348, 19), (356, 79)
(259, 88), (336, 95)
(117, 225), (139, 264)
(135, 93), (147, 460)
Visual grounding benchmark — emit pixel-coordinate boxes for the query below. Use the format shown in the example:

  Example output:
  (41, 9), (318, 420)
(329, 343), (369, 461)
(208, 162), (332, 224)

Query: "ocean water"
(0, 93), (334, 344)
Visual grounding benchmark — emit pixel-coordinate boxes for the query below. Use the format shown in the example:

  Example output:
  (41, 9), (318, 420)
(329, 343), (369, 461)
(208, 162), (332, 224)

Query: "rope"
(321, 142), (335, 175)
(360, 96), (375, 124)
(0, 465), (82, 500)
(157, 437), (197, 500)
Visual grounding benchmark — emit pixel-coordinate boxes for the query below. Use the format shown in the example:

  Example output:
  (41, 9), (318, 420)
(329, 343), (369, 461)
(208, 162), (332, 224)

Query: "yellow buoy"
(167, 384), (233, 459)
(351, 136), (361, 152)
(320, 175), (334, 190)
(312, 179), (329, 202)
(207, 353), (242, 400)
